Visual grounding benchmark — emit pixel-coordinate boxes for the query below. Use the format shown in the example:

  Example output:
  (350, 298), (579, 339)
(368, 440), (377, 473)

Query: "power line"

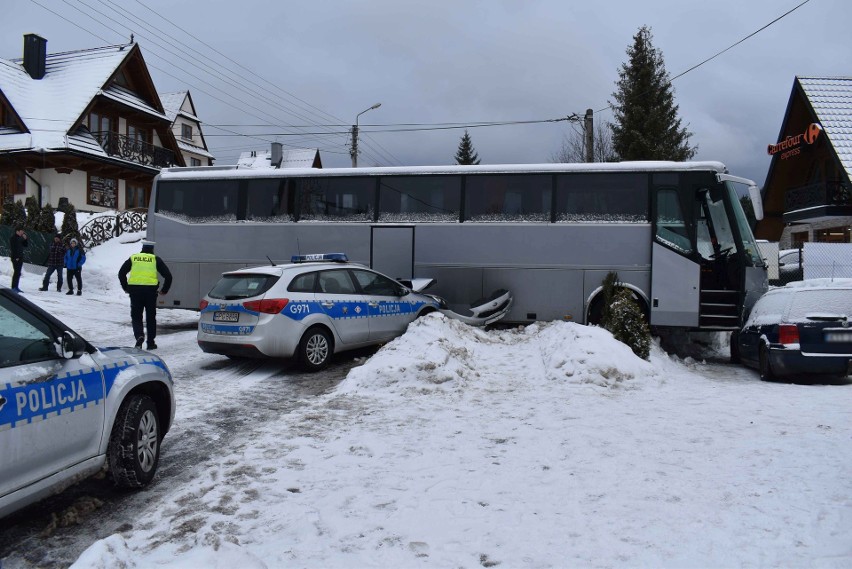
(595, 0), (812, 114)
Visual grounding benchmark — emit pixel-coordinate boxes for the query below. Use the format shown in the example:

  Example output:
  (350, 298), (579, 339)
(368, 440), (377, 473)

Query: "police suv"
(198, 254), (443, 371)
(0, 286), (175, 519)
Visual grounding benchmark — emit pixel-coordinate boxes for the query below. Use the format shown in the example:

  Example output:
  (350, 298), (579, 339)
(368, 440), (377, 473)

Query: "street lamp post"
(351, 102), (381, 168)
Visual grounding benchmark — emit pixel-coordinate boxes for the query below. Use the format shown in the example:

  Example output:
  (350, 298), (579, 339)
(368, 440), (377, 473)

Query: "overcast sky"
(3, 0), (849, 185)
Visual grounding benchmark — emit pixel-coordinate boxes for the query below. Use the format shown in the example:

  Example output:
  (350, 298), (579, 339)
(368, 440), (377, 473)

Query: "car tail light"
(778, 324), (799, 345)
(199, 299), (209, 310)
(243, 298), (289, 314)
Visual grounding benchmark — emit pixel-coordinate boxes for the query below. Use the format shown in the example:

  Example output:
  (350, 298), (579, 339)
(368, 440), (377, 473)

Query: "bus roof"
(157, 161), (730, 181)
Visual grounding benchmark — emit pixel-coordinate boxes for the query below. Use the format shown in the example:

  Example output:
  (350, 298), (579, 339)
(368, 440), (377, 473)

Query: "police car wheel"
(299, 327), (332, 372)
(108, 394), (161, 488)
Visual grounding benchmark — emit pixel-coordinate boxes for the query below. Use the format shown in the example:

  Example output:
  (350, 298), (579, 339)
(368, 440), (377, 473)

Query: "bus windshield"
(724, 181), (764, 267)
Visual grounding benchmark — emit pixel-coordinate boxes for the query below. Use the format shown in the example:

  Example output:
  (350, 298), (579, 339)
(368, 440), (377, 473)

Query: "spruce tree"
(454, 130), (481, 165)
(37, 203), (58, 234)
(610, 26), (696, 161)
(24, 196), (40, 229)
(0, 196), (14, 226)
(10, 200), (27, 229)
(61, 204), (80, 242)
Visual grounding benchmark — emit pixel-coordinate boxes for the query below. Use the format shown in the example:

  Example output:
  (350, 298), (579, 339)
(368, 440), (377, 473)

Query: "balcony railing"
(92, 131), (176, 168)
(785, 180), (851, 212)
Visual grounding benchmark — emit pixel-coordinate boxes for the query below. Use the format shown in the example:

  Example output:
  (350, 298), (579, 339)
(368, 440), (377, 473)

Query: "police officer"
(118, 240), (172, 349)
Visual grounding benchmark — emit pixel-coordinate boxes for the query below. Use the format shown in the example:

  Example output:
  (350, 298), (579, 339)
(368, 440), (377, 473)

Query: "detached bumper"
(436, 289), (514, 327)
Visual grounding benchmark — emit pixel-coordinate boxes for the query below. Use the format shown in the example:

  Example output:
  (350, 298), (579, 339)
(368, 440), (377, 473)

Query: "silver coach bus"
(147, 161), (767, 330)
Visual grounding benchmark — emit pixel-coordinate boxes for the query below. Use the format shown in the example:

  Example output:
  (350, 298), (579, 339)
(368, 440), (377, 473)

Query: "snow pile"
(340, 315), (660, 398)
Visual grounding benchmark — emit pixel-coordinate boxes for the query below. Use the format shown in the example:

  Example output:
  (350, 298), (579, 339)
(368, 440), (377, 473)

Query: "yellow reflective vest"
(127, 253), (159, 286)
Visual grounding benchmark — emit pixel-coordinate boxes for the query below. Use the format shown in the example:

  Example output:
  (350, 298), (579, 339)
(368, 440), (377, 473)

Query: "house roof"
(159, 90), (200, 122)
(798, 76), (852, 180)
(0, 42), (166, 155)
(237, 148), (321, 169)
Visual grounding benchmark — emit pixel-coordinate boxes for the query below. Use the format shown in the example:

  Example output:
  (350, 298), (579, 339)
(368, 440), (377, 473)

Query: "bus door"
(650, 186), (700, 327)
(371, 226), (414, 280)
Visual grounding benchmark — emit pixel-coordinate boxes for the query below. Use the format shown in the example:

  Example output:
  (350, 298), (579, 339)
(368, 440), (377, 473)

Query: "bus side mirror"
(748, 185), (764, 221)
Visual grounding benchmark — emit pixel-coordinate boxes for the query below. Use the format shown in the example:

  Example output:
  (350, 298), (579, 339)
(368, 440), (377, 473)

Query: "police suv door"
(350, 268), (412, 342)
(0, 293), (106, 503)
(315, 270), (370, 345)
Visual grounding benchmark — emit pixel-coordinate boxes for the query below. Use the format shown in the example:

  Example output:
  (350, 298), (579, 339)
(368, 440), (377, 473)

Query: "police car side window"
(288, 272), (318, 293)
(0, 297), (56, 367)
(318, 270), (356, 295)
(352, 270), (399, 296)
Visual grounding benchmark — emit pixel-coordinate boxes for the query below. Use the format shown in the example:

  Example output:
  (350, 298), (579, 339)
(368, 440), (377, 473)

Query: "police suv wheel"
(108, 394), (161, 488)
(299, 327), (332, 372)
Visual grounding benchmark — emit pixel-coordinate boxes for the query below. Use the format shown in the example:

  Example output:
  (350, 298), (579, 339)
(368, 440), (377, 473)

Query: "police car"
(197, 254), (446, 371)
(0, 286), (175, 519)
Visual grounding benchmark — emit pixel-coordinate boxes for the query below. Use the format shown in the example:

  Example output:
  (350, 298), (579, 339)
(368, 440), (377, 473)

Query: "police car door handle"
(368, 302), (379, 308)
(320, 301), (334, 308)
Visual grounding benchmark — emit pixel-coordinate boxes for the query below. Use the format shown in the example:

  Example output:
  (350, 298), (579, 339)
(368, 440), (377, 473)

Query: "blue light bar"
(290, 253), (349, 263)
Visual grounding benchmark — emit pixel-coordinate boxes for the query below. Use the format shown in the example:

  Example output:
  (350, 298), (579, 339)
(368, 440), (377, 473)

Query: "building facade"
(159, 91), (214, 171)
(757, 76), (852, 247)
(0, 34), (185, 212)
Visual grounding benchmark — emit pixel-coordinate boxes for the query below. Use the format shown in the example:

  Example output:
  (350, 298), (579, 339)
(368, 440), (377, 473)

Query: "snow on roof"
(158, 91), (187, 123)
(102, 85), (167, 121)
(798, 76), (852, 180)
(0, 45), (155, 150)
(177, 139), (214, 159)
(236, 149), (320, 169)
(159, 90), (200, 123)
(163, 160), (730, 180)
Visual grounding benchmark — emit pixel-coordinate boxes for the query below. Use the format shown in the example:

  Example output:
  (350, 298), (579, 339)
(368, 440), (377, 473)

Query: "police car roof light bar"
(291, 253), (349, 264)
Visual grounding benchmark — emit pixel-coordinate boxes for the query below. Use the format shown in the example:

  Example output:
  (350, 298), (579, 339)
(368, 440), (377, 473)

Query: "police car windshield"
(208, 274), (279, 300)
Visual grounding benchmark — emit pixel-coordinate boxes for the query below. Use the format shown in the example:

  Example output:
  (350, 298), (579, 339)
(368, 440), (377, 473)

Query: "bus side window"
(655, 187), (692, 254)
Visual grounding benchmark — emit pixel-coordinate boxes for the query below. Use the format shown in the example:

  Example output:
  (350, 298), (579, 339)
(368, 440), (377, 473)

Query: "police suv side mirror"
(60, 331), (87, 359)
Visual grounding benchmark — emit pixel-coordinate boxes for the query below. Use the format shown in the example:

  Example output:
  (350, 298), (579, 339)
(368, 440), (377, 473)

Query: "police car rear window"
(288, 272), (317, 293)
(208, 274), (279, 300)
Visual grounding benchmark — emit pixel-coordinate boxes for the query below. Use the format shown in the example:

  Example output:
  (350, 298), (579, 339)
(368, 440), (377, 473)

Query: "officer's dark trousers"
(129, 286), (158, 342)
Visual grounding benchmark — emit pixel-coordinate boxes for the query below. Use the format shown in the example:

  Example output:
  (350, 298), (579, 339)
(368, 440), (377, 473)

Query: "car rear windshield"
(208, 274), (279, 300)
(788, 289), (852, 322)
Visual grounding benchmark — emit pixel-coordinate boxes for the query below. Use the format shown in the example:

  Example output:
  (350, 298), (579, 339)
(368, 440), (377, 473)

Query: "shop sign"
(767, 123), (822, 160)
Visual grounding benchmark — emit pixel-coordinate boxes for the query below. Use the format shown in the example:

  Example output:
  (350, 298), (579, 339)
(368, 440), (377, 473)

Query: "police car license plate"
(825, 331), (852, 343)
(213, 311), (239, 322)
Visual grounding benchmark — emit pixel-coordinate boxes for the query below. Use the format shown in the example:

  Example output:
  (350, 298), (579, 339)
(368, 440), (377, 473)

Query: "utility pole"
(350, 124), (359, 168)
(584, 108), (594, 163)
(351, 103), (381, 168)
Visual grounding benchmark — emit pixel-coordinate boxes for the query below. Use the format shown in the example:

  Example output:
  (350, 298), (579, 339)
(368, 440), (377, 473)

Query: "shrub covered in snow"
(600, 271), (651, 360)
(607, 288), (651, 360)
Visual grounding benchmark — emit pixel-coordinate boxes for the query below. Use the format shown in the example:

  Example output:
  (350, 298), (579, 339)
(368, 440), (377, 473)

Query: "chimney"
(271, 142), (283, 168)
(23, 34), (47, 80)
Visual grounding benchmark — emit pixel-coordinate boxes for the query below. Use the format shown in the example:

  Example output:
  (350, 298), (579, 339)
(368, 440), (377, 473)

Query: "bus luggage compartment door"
(650, 242), (700, 327)
(371, 226), (414, 280)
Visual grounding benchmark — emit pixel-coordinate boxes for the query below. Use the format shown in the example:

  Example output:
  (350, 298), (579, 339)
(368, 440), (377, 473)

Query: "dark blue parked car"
(733, 279), (852, 381)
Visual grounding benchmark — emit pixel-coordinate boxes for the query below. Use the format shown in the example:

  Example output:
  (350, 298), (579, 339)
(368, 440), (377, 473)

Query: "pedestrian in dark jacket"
(118, 240), (173, 349)
(64, 238), (86, 296)
(39, 234), (66, 292)
(9, 226), (28, 293)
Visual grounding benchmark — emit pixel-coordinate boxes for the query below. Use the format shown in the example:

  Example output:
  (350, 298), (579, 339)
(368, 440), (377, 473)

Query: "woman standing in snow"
(64, 238), (86, 295)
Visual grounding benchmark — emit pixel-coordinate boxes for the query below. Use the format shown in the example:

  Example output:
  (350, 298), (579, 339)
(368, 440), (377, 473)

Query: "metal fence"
(0, 209), (147, 266)
(773, 242), (852, 285)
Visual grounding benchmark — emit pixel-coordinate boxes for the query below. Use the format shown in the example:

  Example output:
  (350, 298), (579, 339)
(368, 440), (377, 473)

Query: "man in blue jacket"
(64, 238), (86, 296)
